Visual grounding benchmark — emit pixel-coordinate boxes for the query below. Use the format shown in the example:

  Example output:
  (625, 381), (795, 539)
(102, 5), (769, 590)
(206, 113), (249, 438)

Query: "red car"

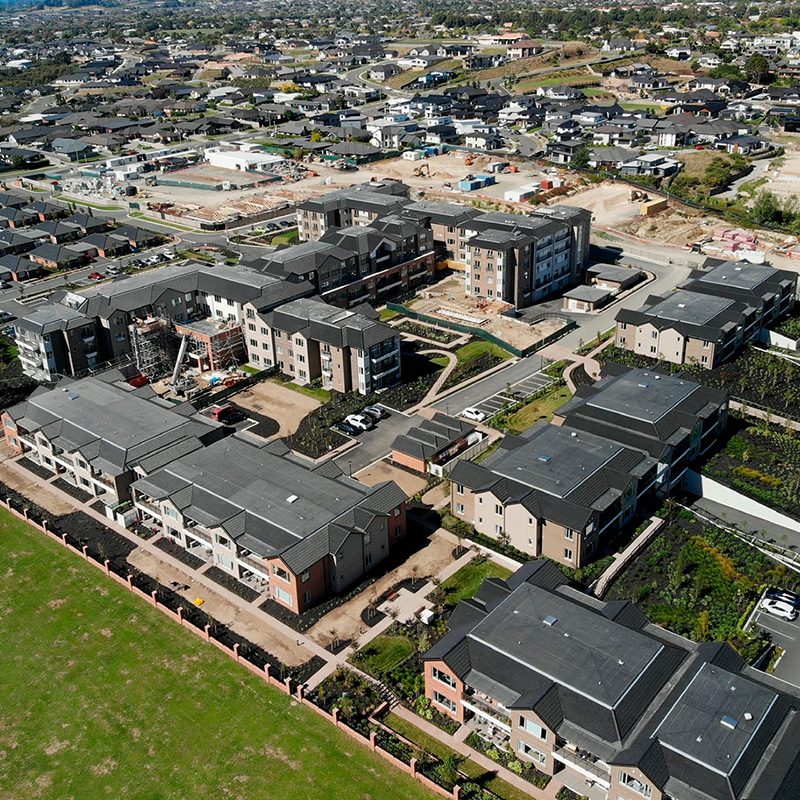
(88, 271), (105, 281)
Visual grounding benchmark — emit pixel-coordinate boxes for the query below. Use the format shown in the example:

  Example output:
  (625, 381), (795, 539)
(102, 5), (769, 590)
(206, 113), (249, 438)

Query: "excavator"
(412, 163), (434, 178)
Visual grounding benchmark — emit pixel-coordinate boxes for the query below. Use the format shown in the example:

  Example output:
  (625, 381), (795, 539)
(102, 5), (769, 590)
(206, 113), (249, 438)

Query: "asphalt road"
(333, 405), (419, 473)
(753, 607), (800, 688)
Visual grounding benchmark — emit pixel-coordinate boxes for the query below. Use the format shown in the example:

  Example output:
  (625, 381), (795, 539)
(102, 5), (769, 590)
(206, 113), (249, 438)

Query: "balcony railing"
(185, 526), (212, 545)
(135, 498), (162, 518)
(463, 691), (511, 732)
(553, 746), (610, 787)
(239, 553), (270, 578)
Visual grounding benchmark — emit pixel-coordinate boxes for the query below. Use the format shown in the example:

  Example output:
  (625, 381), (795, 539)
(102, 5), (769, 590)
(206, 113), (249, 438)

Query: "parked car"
(461, 407), (487, 422)
(88, 271), (105, 281)
(0, 310), (14, 323)
(210, 403), (244, 424)
(333, 421), (360, 436)
(362, 405), (387, 421)
(766, 588), (800, 610)
(761, 598), (798, 621)
(345, 413), (374, 431)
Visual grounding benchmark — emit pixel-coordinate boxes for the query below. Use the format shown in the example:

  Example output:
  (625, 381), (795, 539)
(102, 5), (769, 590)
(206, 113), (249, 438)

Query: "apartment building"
(2, 374), (225, 510)
(400, 200), (482, 262)
(130, 436), (407, 612)
(255, 215), (435, 307)
(14, 261), (313, 382)
(615, 261), (797, 368)
(243, 296), (401, 394)
(553, 366), (728, 491)
(296, 181), (409, 241)
(448, 422), (657, 568)
(423, 560), (800, 800)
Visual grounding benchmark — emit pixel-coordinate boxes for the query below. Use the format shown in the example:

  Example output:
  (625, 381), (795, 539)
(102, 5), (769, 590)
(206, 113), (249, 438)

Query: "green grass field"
(439, 559), (512, 608)
(0, 511), (434, 800)
(501, 384), (573, 434)
(351, 634), (415, 675)
(272, 378), (332, 403)
(454, 340), (511, 364)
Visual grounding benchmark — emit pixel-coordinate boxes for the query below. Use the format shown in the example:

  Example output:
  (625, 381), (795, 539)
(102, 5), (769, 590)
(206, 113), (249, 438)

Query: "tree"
(571, 144), (591, 169)
(309, 129), (322, 142)
(745, 53), (770, 84)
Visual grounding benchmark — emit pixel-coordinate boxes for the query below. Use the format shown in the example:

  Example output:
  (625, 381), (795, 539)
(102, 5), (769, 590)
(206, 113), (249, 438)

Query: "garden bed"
(703, 420), (800, 521)
(605, 505), (800, 661)
(204, 565), (262, 602)
(154, 536), (206, 569)
(52, 477), (94, 504)
(440, 341), (511, 392)
(396, 319), (461, 345)
(17, 457), (55, 481)
(308, 667), (385, 735)
(465, 732), (551, 790)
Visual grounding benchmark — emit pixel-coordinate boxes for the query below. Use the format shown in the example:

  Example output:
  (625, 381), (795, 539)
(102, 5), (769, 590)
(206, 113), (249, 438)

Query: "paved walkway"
(417, 349), (458, 406)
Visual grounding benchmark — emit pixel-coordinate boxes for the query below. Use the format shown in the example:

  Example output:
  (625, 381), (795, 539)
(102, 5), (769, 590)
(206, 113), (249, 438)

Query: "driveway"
(752, 607), (800, 688)
(333, 405), (420, 473)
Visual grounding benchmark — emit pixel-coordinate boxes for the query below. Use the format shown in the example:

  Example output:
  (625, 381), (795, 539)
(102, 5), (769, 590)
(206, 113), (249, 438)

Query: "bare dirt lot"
(127, 545), (313, 666)
(407, 274), (566, 349)
(0, 451), (77, 516)
(354, 461), (428, 496)
(234, 380), (321, 439)
(568, 182), (646, 228)
(304, 528), (457, 647)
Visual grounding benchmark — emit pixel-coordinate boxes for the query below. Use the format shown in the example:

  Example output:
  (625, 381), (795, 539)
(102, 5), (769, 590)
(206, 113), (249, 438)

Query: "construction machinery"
(413, 163), (434, 178)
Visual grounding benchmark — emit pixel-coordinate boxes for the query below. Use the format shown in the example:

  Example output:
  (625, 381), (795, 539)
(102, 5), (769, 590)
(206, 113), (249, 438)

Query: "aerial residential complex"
(423, 560), (800, 800)
(449, 367), (728, 566)
(615, 260), (798, 368)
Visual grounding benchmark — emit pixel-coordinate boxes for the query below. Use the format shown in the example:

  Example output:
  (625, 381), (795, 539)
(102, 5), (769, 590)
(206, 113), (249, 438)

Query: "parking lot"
(333, 405), (420, 473)
(752, 597), (800, 688)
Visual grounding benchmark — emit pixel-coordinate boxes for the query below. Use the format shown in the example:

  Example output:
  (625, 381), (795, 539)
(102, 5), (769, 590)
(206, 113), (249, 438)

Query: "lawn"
(498, 384), (572, 434)
(0, 512), (435, 800)
(272, 377), (332, 403)
(379, 307), (400, 321)
(440, 340), (510, 392)
(269, 229), (299, 246)
(350, 634), (415, 675)
(384, 714), (533, 800)
(438, 557), (512, 608)
(454, 340), (511, 365)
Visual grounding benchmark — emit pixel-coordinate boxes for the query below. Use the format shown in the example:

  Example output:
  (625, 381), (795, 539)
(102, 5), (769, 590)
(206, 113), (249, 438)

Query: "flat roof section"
(646, 289), (735, 326)
(491, 424), (623, 499)
(469, 581), (664, 708)
(586, 368), (699, 424)
(654, 662), (779, 776)
(696, 261), (778, 292)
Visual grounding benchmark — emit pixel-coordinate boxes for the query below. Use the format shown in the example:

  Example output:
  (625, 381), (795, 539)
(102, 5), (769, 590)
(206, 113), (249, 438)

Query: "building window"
(620, 322), (627, 330)
(303, 590), (312, 605)
(519, 718), (547, 740)
(651, 331), (657, 339)
(301, 570), (310, 583)
(701, 355), (709, 365)
(432, 666), (456, 688)
(564, 548), (573, 561)
(650, 345), (657, 354)
(432, 691), (456, 713)
(565, 529), (574, 540)
(455, 502), (465, 514)
(455, 483), (464, 495)
(619, 773), (652, 798)
(274, 585), (292, 606)
(215, 535), (229, 548)
(495, 524), (503, 535)
(702, 340), (711, 348)
(495, 504), (502, 515)
(518, 742), (546, 765)
(272, 565), (290, 581)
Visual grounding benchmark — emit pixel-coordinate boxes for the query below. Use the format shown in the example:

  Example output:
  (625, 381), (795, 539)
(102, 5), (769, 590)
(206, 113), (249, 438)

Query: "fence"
(190, 366), (277, 410)
(386, 302), (575, 358)
(0, 490), (473, 799)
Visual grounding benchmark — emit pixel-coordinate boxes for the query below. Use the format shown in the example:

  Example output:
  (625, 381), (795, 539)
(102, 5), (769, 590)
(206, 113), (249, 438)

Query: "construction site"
(129, 314), (247, 400)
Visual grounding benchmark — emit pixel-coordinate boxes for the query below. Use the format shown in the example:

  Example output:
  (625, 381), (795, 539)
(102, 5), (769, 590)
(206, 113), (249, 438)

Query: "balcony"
(134, 498), (162, 519)
(185, 526), (212, 545)
(462, 691), (511, 733)
(239, 553), (270, 579)
(553, 746), (610, 788)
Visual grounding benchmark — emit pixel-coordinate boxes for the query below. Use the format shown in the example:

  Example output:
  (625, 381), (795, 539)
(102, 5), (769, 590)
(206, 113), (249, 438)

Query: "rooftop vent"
(678, 303), (686, 309)
(543, 614), (558, 626)
(638, 383), (649, 389)
(721, 715), (739, 730)
(538, 455), (552, 463)
(570, 432), (577, 438)
(286, 494), (298, 504)
(744, 712), (753, 721)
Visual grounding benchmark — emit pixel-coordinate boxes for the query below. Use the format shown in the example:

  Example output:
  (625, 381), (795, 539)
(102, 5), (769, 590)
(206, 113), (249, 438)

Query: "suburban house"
(130, 436), (407, 612)
(448, 422), (658, 568)
(423, 559), (800, 800)
(244, 296), (401, 394)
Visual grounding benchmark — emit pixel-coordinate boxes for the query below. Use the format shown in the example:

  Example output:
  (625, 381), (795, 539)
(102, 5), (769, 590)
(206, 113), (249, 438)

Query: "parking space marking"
(466, 370), (554, 419)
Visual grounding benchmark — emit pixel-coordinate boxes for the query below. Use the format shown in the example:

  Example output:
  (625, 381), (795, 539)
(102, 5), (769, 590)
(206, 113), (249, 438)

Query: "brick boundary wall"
(2, 498), (464, 800)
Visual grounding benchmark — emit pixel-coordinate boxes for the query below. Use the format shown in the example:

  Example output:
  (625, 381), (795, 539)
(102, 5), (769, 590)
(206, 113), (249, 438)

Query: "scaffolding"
(129, 317), (179, 380)
(175, 318), (245, 374)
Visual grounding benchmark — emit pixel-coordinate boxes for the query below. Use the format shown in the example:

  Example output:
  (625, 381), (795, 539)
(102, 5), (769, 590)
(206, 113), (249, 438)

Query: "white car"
(461, 407), (487, 422)
(344, 413), (374, 431)
(760, 598), (798, 621)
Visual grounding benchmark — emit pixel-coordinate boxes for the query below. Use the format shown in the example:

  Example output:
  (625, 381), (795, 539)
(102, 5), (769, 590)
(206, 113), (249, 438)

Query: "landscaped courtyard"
(0, 511), (435, 800)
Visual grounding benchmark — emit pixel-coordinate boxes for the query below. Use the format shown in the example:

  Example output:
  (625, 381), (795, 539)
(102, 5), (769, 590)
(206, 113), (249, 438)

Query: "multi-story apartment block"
(243, 296), (400, 394)
(615, 261), (797, 368)
(296, 181), (409, 241)
(2, 374), (225, 510)
(130, 436), (407, 612)
(423, 560), (800, 800)
(553, 367), (728, 492)
(448, 422), (658, 568)
(255, 215), (436, 307)
(400, 200), (482, 262)
(14, 261), (313, 382)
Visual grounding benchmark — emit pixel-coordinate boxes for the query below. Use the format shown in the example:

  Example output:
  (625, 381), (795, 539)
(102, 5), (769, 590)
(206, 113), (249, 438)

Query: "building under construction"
(174, 319), (245, 373)
(129, 317), (180, 380)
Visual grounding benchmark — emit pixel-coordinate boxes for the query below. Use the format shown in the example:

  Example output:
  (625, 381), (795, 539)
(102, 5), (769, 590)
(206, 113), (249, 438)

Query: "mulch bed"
(53, 478), (94, 504)
(205, 565), (261, 602)
(17, 457), (54, 481)
(154, 537), (205, 569)
(360, 606), (387, 628)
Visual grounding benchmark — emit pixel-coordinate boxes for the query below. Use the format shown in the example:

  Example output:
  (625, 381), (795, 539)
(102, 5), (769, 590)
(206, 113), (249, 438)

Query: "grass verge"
(439, 558), (513, 608)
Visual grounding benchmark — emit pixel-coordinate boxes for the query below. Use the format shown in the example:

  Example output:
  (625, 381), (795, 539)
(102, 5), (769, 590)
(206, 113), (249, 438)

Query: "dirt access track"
(234, 380), (321, 439)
